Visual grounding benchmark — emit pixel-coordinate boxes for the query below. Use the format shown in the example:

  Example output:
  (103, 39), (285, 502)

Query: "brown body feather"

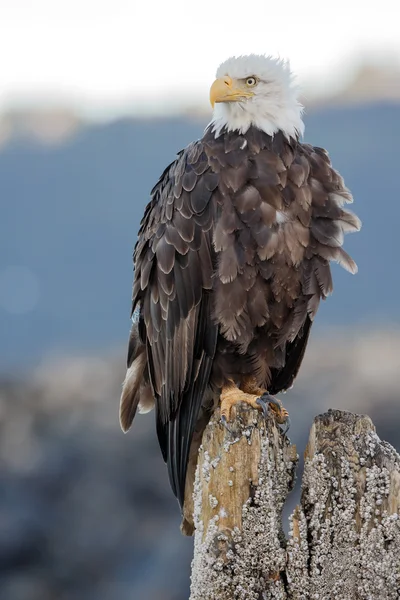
(120, 126), (360, 507)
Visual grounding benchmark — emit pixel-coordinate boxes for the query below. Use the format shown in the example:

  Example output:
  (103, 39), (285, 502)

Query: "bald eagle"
(119, 54), (361, 513)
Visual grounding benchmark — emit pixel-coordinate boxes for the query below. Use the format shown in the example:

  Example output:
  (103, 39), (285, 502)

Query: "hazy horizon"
(1, 0), (400, 121)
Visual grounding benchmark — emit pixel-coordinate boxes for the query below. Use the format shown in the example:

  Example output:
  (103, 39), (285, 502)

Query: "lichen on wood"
(189, 406), (400, 600)
(189, 404), (298, 599)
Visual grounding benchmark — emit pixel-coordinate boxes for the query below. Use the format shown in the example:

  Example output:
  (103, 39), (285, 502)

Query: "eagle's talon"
(256, 396), (270, 419)
(220, 414), (232, 433)
(258, 392), (282, 412)
(280, 414), (291, 435)
(256, 393), (289, 433)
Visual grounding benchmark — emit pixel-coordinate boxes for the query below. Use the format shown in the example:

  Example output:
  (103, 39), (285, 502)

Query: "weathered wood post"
(189, 406), (400, 600)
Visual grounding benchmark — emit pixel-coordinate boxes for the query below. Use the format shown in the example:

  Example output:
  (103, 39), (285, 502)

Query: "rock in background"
(0, 329), (399, 600)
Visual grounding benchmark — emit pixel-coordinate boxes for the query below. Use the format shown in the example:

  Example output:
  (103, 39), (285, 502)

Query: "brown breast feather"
(202, 126), (360, 353)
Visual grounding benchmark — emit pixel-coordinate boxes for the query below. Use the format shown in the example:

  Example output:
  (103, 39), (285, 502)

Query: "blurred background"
(1, 1), (400, 598)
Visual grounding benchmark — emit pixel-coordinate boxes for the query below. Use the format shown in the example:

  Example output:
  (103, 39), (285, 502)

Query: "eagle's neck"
(209, 97), (304, 140)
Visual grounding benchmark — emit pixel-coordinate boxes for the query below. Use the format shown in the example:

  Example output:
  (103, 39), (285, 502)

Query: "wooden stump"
(189, 407), (400, 600)
(287, 410), (400, 600)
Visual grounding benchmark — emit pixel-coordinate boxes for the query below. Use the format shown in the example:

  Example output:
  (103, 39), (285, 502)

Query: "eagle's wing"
(269, 141), (360, 394)
(128, 142), (219, 506)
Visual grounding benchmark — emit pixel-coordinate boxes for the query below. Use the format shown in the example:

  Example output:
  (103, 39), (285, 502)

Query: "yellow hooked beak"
(209, 76), (255, 107)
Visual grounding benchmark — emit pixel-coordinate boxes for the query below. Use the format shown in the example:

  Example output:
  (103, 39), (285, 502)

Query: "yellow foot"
(220, 383), (260, 422)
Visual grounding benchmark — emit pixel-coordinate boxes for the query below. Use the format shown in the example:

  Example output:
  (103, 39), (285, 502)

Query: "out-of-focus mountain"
(1, 60), (400, 147)
(307, 61), (400, 108)
(0, 107), (82, 148)
(0, 330), (399, 600)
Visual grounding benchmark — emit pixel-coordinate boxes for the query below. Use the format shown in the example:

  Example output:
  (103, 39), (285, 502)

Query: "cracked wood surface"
(189, 406), (400, 600)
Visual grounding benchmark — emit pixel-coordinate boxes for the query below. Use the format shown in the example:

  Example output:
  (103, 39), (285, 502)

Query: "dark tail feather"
(157, 293), (218, 508)
(167, 353), (214, 508)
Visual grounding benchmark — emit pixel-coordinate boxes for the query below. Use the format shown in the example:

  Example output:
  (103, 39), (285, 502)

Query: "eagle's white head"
(209, 54), (304, 140)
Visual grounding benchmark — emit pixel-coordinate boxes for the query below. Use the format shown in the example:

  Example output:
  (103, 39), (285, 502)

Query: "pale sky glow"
(0, 0), (399, 118)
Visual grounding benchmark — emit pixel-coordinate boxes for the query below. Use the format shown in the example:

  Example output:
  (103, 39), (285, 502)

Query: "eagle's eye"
(245, 77), (257, 87)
